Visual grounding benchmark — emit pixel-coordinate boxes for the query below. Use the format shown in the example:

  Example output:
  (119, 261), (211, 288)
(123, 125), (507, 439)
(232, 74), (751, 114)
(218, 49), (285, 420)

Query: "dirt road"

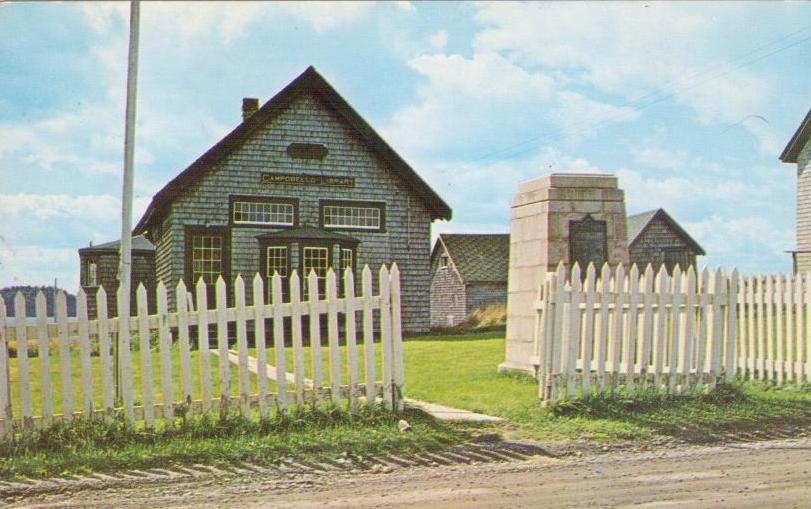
(9, 437), (811, 508)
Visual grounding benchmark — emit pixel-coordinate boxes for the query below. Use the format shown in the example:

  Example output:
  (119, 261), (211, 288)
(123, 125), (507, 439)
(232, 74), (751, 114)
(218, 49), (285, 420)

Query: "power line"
(473, 27), (811, 163)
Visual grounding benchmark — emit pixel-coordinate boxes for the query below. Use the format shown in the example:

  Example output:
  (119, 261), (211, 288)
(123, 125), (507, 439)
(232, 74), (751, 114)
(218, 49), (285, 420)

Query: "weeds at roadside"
(0, 404), (468, 480)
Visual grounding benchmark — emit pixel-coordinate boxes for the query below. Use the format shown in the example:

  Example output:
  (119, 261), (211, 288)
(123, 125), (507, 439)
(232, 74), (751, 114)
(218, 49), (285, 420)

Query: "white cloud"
(383, 51), (554, 156)
(0, 245), (80, 290)
(82, 2), (374, 45)
(408, 52), (554, 102)
(685, 215), (793, 272)
(0, 194), (151, 223)
(551, 91), (641, 142)
(429, 29), (448, 50)
(471, 2), (780, 153)
(395, 1), (416, 12)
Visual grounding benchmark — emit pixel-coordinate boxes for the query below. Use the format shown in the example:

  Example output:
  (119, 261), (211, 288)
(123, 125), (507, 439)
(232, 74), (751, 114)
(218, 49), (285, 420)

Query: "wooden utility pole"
(117, 0), (140, 406)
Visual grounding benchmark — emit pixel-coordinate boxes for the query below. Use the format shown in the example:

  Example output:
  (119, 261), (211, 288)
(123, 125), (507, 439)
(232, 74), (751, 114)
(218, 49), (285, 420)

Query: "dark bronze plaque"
(569, 214), (608, 271)
(286, 143), (328, 160)
(261, 172), (355, 188)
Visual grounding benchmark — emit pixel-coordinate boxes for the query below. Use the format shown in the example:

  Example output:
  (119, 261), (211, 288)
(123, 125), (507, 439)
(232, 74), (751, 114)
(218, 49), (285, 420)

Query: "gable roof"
(780, 108), (811, 164)
(627, 209), (705, 255)
(432, 234), (510, 284)
(134, 66), (451, 235)
(78, 234), (155, 255)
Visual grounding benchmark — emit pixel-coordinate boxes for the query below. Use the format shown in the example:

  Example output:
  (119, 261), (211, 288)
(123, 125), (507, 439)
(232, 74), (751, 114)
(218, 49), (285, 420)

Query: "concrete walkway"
(212, 349), (503, 423)
(405, 399), (503, 422)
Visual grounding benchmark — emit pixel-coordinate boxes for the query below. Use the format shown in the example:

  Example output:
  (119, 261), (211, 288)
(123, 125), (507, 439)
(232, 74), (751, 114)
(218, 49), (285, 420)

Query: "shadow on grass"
(408, 329), (505, 342)
(549, 383), (811, 444)
(0, 404), (471, 479)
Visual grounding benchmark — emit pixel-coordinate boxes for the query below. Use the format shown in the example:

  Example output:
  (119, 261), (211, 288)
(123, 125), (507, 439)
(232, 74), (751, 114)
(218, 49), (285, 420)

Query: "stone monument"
(499, 173), (630, 374)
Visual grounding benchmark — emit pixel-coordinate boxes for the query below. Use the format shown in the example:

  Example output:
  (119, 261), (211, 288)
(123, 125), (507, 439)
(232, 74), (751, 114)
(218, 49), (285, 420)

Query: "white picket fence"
(0, 265), (404, 436)
(737, 272), (811, 385)
(533, 262), (736, 403)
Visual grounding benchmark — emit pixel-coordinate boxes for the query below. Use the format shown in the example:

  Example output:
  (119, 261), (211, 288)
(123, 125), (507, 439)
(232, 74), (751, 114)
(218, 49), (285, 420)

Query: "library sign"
(260, 172), (355, 188)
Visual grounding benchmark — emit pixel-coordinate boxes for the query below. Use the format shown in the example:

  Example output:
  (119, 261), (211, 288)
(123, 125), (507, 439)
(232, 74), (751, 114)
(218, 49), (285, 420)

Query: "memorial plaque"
(569, 214), (608, 271)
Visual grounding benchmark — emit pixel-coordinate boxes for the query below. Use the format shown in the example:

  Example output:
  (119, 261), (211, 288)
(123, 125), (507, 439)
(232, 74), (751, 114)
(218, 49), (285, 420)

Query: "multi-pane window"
(265, 245), (288, 302)
(191, 234), (223, 285)
(232, 200), (294, 226)
(303, 247), (329, 298)
(85, 260), (98, 286)
(341, 248), (354, 275)
(266, 246), (288, 278)
(322, 204), (382, 230)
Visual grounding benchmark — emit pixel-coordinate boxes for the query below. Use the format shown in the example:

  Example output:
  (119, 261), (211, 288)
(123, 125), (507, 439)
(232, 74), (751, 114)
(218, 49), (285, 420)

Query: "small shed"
(78, 235), (156, 318)
(627, 209), (705, 274)
(429, 234), (509, 327)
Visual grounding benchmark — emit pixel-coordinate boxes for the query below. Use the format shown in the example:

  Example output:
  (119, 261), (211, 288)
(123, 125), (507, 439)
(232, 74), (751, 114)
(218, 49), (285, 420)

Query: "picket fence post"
(362, 266), (377, 407)
(290, 271), (306, 405)
(344, 268), (359, 411)
(0, 295), (10, 438)
(253, 273), (269, 418)
(136, 283), (154, 427)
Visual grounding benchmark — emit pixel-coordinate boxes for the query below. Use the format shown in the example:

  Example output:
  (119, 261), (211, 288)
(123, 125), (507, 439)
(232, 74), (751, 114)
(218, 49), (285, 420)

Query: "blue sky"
(1, 1), (810, 290)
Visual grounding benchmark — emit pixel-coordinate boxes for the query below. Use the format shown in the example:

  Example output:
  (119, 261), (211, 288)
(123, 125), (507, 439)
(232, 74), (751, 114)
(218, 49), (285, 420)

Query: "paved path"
(404, 399), (503, 422)
(214, 350), (502, 423)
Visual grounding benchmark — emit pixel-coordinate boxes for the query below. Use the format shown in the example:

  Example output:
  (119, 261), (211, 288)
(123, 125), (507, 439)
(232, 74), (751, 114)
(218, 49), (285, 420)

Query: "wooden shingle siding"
(80, 251), (155, 318)
(796, 141), (811, 272)
(466, 283), (507, 313)
(429, 251), (466, 327)
(629, 216), (698, 272)
(158, 92), (433, 333)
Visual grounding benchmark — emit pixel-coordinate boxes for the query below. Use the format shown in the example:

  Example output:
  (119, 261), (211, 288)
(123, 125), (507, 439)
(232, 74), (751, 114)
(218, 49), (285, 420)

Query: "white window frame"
(321, 202), (383, 231)
(232, 200), (295, 226)
(85, 260), (98, 287)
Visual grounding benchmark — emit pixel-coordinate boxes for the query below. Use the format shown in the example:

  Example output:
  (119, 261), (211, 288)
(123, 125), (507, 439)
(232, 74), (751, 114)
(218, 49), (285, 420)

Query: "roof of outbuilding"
(432, 234), (510, 284)
(133, 66), (451, 235)
(780, 108), (811, 164)
(256, 226), (358, 243)
(627, 208), (706, 256)
(78, 235), (156, 254)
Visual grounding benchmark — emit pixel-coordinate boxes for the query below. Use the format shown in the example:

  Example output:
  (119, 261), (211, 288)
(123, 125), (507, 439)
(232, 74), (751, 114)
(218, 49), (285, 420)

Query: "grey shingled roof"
(626, 210), (659, 246)
(780, 108), (811, 163)
(435, 234), (510, 284)
(78, 234), (155, 254)
(134, 66), (451, 236)
(256, 226), (358, 243)
(627, 209), (705, 255)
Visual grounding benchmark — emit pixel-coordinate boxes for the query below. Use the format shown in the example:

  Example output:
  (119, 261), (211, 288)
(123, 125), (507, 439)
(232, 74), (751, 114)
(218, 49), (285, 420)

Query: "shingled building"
(431, 209), (703, 327)
(97, 66), (452, 335)
(429, 234), (509, 327)
(627, 209), (705, 275)
(78, 235), (156, 318)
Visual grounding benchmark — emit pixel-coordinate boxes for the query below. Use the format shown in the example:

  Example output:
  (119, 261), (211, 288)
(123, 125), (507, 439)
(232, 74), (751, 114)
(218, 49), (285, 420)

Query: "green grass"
(404, 331), (811, 442)
(8, 348), (261, 417)
(5, 330), (811, 479)
(0, 404), (465, 479)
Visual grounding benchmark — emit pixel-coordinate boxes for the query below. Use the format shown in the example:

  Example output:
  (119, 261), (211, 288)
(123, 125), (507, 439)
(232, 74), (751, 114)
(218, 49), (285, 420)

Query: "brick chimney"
(242, 97), (259, 121)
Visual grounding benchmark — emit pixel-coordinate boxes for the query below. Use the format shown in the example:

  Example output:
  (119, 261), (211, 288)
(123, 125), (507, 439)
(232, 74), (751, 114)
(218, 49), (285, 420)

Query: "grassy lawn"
(0, 405), (465, 479)
(405, 331), (811, 442)
(8, 348), (261, 417)
(4, 329), (811, 479)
